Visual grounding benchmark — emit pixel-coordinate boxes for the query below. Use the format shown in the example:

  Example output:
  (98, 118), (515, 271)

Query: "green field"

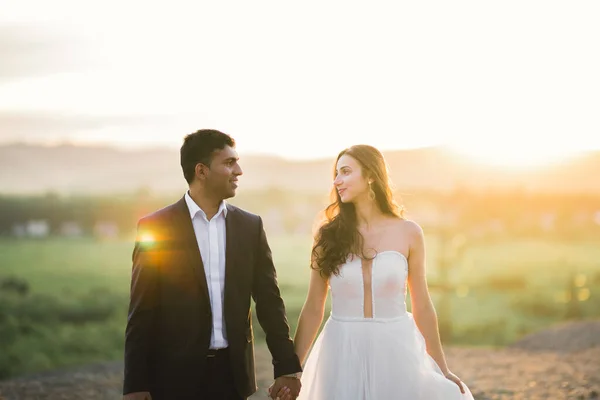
(1, 235), (599, 379)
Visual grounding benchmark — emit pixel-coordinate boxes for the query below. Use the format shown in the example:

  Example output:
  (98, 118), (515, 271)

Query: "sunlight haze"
(1, 0), (599, 165)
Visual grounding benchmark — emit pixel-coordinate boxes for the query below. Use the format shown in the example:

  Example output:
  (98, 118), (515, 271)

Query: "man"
(123, 129), (302, 400)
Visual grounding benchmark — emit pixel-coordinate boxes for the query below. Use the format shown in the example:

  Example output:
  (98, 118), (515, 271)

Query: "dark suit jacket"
(123, 197), (302, 399)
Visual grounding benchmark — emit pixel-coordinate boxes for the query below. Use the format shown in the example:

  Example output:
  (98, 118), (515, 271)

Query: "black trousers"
(200, 348), (245, 400)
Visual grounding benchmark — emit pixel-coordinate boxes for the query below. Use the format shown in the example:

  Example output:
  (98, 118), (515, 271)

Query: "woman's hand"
(444, 370), (466, 394)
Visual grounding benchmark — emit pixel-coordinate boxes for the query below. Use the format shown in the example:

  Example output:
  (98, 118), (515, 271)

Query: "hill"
(1, 143), (600, 195)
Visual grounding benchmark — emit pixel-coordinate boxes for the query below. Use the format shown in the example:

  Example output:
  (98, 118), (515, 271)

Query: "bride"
(271, 144), (474, 400)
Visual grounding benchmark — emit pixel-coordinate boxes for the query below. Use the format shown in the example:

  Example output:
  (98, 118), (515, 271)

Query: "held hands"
(123, 392), (152, 400)
(444, 370), (466, 394)
(268, 376), (301, 400)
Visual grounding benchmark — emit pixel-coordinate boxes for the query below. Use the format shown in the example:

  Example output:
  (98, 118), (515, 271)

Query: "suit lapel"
(173, 197), (210, 304)
(224, 203), (239, 297)
(223, 203), (241, 332)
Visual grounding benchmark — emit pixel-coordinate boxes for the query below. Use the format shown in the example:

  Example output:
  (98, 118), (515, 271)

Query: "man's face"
(204, 145), (243, 200)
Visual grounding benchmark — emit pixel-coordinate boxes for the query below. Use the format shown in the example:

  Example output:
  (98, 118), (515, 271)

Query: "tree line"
(0, 188), (599, 238)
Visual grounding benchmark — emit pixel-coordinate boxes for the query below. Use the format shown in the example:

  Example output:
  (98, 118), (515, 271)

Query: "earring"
(369, 181), (376, 201)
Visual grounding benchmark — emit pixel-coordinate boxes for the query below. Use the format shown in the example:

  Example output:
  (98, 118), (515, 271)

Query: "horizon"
(1, 139), (597, 168)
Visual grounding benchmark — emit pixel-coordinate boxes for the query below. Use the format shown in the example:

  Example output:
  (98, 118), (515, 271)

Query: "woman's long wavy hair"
(312, 145), (405, 278)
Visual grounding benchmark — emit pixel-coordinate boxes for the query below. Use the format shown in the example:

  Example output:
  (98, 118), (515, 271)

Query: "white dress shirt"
(184, 192), (228, 349)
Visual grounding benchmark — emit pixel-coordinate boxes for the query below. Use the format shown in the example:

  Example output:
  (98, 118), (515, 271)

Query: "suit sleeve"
(252, 216), (302, 378)
(123, 218), (160, 394)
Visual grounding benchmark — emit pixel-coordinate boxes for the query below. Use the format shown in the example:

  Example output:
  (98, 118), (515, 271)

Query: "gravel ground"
(1, 321), (599, 400)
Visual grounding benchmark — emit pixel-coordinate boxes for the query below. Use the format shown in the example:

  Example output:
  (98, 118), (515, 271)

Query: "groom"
(123, 129), (302, 400)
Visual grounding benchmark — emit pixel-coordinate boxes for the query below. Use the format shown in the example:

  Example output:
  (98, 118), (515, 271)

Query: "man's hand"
(268, 376), (301, 400)
(123, 392), (152, 400)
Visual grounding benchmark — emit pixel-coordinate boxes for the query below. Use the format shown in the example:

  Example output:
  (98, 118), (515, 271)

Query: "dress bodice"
(329, 251), (409, 321)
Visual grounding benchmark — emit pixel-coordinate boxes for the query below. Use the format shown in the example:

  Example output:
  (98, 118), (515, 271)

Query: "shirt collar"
(184, 191), (228, 221)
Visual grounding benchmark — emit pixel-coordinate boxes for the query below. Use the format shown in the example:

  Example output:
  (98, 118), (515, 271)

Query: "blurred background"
(1, 0), (599, 392)
(1, 146), (600, 381)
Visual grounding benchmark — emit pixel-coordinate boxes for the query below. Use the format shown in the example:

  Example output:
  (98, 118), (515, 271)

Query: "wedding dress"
(297, 251), (474, 399)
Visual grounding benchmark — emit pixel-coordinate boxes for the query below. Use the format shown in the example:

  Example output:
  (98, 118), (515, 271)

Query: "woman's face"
(334, 154), (370, 203)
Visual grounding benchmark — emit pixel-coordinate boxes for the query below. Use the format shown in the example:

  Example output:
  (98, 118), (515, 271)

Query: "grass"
(1, 238), (133, 296)
(0, 234), (599, 378)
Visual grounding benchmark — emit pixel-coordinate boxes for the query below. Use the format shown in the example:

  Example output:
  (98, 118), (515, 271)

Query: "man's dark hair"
(180, 129), (236, 184)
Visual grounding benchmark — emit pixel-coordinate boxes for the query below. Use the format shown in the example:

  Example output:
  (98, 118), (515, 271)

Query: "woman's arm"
(406, 221), (450, 374)
(406, 221), (466, 393)
(293, 252), (329, 366)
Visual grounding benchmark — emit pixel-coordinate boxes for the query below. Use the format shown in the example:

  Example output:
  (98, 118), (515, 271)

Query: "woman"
(272, 145), (473, 400)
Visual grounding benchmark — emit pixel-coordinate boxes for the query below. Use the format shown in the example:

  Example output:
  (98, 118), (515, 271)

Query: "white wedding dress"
(298, 251), (474, 399)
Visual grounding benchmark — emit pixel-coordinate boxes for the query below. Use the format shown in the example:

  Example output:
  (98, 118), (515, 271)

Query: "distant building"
(11, 224), (26, 238)
(26, 220), (50, 238)
(59, 221), (84, 237)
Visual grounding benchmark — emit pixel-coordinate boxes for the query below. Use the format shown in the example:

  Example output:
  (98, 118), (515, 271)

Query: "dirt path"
(1, 345), (598, 400)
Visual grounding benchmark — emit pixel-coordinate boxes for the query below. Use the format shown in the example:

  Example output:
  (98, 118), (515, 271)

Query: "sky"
(0, 0), (599, 164)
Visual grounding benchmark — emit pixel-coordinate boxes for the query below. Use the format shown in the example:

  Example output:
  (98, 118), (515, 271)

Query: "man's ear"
(195, 162), (209, 180)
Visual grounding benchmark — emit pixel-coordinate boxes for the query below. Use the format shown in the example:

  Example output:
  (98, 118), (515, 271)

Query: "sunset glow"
(448, 143), (586, 168)
(1, 1), (599, 163)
